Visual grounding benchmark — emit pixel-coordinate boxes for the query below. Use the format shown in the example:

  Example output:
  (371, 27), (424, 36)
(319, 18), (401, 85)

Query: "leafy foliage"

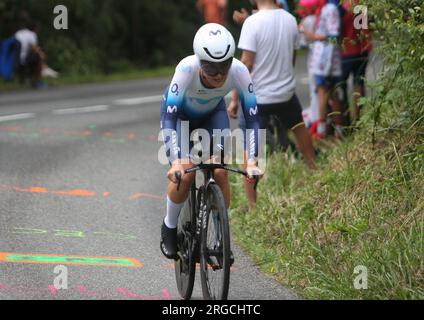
(230, 0), (424, 299)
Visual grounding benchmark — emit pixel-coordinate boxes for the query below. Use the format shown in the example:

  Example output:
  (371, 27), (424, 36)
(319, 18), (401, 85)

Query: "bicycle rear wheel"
(200, 183), (231, 300)
(174, 187), (196, 300)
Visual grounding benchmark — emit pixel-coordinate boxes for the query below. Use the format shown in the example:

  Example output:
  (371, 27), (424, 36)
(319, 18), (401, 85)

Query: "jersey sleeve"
(161, 57), (196, 162)
(238, 17), (257, 53)
(293, 17), (301, 50)
(232, 61), (260, 162)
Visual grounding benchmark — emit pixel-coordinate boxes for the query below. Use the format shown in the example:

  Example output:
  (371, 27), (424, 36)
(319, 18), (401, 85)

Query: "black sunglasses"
(200, 58), (233, 77)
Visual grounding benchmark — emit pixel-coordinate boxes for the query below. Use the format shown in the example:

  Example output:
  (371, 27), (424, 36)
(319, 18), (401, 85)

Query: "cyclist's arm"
(161, 58), (195, 163)
(232, 61), (260, 163)
(229, 49), (256, 116)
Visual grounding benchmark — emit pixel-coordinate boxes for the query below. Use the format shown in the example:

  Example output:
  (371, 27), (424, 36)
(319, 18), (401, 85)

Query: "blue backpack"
(0, 37), (21, 81)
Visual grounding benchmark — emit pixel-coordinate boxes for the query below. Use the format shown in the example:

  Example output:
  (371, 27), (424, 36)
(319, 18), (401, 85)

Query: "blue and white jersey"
(161, 55), (260, 162)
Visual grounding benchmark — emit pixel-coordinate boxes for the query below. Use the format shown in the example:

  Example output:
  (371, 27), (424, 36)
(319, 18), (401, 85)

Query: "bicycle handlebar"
(175, 164), (260, 191)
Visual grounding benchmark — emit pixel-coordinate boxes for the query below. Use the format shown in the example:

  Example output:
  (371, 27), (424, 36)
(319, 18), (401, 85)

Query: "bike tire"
(199, 183), (231, 300)
(174, 187), (196, 300)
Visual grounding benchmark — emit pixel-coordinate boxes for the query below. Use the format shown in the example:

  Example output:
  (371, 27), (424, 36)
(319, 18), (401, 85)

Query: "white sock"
(164, 196), (184, 229)
(317, 121), (326, 136)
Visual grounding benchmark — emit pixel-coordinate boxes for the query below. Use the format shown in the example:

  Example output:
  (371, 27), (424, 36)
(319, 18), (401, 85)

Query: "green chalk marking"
(3, 253), (141, 267)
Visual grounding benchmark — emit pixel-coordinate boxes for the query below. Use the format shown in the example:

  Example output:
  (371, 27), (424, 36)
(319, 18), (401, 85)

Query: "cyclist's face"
(200, 58), (233, 87)
(202, 71), (228, 87)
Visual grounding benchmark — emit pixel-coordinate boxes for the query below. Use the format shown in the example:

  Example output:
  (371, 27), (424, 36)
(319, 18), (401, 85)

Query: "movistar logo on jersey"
(209, 30), (222, 36)
(248, 83), (254, 94)
(249, 106), (258, 116)
(167, 106), (178, 114)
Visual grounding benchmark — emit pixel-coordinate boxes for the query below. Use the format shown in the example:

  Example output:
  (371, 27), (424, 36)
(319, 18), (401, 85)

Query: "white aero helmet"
(193, 23), (236, 63)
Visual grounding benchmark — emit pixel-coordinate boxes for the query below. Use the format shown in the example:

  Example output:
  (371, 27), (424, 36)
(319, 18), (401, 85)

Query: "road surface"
(0, 58), (315, 300)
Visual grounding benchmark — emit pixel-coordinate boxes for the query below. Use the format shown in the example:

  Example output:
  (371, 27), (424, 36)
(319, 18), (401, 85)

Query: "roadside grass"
(0, 66), (174, 93)
(230, 126), (423, 299)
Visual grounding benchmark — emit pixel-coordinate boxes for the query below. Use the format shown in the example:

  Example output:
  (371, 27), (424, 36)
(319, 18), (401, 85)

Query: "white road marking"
(52, 105), (109, 115)
(114, 95), (163, 106)
(0, 113), (35, 122)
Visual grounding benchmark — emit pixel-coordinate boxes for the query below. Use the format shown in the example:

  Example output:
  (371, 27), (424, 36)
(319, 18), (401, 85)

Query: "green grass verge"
(230, 129), (423, 299)
(0, 66), (174, 92)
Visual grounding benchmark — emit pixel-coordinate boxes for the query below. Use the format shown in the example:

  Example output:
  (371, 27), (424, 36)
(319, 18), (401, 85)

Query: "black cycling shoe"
(160, 221), (178, 260)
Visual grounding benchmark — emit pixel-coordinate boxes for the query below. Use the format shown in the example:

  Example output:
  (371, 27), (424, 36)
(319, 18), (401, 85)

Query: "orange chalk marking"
(165, 262), (236, 272)
(51, 189), (96, 197)
(7, 185), (98, 198)
(13, 187), (49, 193)
(0, 126), (22, 132)
(128, 192), (164, 201)
(127, 133), (137, 140)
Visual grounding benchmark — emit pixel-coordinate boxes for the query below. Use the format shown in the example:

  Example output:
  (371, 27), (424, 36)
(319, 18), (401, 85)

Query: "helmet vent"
(203, 45), (231, 60)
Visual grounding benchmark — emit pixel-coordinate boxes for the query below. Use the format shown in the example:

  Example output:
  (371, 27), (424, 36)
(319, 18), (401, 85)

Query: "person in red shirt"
(340, 0), (372, 125)
(196, 0), (228, 26)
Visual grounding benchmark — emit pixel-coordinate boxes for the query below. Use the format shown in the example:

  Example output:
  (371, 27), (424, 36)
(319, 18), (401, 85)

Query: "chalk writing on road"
(0, 252), (143, 268)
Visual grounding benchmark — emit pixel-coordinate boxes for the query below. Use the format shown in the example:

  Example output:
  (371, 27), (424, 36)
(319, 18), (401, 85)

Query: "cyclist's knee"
(214, 169), (229, 183)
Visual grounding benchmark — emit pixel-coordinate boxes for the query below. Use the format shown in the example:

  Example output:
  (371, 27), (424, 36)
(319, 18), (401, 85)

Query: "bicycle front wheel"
(174, 188), (196, 300)
(200, 183), (231, 300)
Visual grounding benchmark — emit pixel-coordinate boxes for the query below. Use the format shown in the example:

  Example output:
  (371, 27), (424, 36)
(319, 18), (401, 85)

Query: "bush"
(230, 0), (424, 299)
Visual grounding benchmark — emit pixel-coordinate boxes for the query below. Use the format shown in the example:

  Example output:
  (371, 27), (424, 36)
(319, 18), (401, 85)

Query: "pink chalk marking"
(48, 285), (58, 296)
(103, 192), (110, 197)
(78, 285), (97, 298)
(117, 288), (142, 298)
(161, 289), (172, 299)
(117, 288), (174, 300)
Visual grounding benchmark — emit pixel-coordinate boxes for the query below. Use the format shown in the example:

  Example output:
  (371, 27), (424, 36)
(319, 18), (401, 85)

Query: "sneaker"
(160, 220), (178, 260)
(42, 67), (59, 78)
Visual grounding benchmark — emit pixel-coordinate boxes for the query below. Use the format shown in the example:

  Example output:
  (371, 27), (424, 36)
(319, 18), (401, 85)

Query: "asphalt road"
(0, 59), (313, 300)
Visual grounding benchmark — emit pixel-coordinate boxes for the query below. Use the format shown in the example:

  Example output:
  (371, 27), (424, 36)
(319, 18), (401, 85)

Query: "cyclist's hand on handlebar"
(227, 100), (239, 120)
(167, 162), (185, 184)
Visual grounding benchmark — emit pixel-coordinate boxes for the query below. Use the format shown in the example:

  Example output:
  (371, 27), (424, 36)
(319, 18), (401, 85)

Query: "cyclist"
(160, 23), (262, 259)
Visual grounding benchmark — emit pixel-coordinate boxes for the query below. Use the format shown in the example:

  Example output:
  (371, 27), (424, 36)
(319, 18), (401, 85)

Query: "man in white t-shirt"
(228, 0), (316, 209)
(15, 28), (38, 65)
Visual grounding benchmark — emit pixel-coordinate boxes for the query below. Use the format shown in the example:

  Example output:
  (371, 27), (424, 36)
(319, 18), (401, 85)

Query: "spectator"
(15, 18), (58, 88)
(298, 0), (320, 129)
(232, 0), (292, 27)
(228, 0), (316, 209)
(276, 0), (290, 12)
(301, 0), (344, 139)
(340, 0), (372, 125)
(196, 0), (228, 26)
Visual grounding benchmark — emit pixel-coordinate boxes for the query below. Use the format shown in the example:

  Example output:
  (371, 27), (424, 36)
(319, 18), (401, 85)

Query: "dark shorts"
(342, 52), (369, 86)
(239, 93), (304, 132)
(315, 75), (344, 89)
